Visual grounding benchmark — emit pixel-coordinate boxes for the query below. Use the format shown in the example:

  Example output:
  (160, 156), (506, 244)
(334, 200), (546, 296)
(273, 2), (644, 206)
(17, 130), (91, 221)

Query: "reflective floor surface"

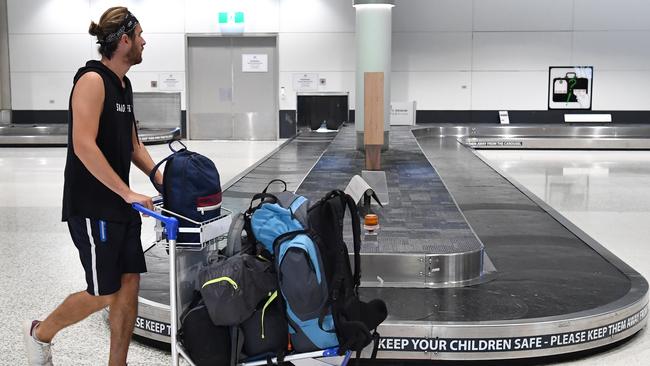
(0, 140), (286, 366)
(1, 143), (649, 365)
(479, 149), (650, 366)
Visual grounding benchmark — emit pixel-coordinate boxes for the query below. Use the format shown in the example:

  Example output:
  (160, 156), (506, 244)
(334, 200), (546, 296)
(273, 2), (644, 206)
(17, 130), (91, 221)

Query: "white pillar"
(0, 0), (11, 124)
(354, 0), (394, 150)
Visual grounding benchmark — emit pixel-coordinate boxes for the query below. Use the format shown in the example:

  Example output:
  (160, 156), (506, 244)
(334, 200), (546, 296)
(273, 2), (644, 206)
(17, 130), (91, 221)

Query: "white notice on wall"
(390, 101), (416, 126)
(292, 73), (319, 91)
(499, 110), (510, 124)
(242, 54), (268, 72)
(158, 73), (182, 91)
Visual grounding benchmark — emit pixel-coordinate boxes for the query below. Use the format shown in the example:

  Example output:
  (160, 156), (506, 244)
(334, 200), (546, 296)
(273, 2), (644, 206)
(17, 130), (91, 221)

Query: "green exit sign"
(218, 12), (244, 24)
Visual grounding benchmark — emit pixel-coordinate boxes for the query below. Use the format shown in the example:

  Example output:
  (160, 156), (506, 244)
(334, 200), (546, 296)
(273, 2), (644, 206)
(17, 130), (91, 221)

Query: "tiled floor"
(0, 141), (285, 366)
(479, 149), (650, 366)
(1, 142), (648, 365)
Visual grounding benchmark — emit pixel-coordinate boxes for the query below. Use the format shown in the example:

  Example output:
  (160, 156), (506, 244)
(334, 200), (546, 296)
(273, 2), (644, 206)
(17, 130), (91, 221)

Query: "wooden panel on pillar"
(365, 144), (382, 171)
(364, 72), (384, 170)
(364, 72), (384, 146)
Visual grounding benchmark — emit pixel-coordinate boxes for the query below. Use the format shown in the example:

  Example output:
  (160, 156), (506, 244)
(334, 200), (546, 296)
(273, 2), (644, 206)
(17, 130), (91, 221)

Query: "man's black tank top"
(62, 60), (140, 222)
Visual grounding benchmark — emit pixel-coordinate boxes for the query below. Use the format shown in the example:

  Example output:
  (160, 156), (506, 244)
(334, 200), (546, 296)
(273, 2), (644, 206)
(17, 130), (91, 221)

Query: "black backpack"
(149, 140), (222, 243)
(240, 290), (289, 357)
(178, 294), (232, 366)
(307, 190), (387, 355)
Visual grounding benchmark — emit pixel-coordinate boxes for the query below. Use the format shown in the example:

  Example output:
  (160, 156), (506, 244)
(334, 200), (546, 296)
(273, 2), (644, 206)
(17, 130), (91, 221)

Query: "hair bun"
(88, 21), (102, 37)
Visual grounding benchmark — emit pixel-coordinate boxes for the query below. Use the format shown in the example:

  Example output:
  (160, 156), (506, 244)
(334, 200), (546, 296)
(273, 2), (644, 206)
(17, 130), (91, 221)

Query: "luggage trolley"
(133, 201), (232, 366)
(132, 203), (352, 366)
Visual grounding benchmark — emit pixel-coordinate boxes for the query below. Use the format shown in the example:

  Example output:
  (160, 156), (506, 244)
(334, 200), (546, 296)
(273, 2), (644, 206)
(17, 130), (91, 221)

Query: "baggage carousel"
(134, 124), (648, 362)
(0, 124), (180, 145)
(456, 124), (650, 149)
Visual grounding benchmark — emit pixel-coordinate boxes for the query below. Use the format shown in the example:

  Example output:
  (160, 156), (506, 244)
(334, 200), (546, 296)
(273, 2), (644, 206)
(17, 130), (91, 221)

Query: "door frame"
(185, 33), (279, 140)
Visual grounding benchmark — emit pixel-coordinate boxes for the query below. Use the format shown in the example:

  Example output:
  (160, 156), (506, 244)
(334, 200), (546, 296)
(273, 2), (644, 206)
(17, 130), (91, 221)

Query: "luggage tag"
(552, 78), (568, 102)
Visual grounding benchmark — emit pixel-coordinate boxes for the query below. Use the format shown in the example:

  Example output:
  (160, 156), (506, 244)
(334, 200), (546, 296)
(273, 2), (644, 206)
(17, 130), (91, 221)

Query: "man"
(23, 7), (162, 366)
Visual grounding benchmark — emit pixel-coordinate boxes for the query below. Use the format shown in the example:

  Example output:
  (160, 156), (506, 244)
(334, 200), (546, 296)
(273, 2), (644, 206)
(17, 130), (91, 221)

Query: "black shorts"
(68, 217), (147, 296)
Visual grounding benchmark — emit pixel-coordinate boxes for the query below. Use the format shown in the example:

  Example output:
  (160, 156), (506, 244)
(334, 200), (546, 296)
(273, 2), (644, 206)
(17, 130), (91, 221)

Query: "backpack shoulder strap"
(313, 190), (362, 287)
(148, 140), (190, 194)
(225, 212), (246, 257)
(179, 290), (203, 324)
(250, 193), (279, 210)
(342, 192), (362, 287)
(262, 179), (287, 193)
(324, 190), (362, 285)
(148, 152), (174, 194)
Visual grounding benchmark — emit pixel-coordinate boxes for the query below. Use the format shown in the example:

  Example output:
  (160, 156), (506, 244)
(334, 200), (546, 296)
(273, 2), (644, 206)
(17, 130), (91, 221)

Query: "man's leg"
(37, 216), (118, 343)
(108, 273), (140, 366)
(35, 291), (114, 343)
(25, 217), (121, 365)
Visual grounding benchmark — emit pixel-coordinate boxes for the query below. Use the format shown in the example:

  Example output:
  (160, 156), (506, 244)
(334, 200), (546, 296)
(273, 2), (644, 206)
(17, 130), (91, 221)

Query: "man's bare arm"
(71, 72), (152, 209)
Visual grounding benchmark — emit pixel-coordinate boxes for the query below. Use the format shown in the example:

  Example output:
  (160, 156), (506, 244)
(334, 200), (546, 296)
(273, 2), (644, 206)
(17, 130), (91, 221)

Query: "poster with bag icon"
(548, 66), (593, 110)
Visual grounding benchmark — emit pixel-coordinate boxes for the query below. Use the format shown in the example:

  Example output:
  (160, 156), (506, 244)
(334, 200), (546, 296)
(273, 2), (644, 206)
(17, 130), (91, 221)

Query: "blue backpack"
(150, 140), (222, 243)
(250, 187), (339, 352)
(236, 180), (386, 355)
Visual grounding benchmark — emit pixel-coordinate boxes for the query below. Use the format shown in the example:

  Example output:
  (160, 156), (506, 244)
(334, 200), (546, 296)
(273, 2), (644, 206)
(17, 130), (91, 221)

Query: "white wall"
(8, 0), (187, 110)
(278, 0), (355, 110)
(392, 0), (650, 111)
(7, 0), (650, 113)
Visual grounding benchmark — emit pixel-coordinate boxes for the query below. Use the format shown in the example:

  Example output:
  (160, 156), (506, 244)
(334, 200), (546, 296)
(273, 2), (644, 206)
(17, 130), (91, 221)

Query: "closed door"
(187, 36), (277, 140)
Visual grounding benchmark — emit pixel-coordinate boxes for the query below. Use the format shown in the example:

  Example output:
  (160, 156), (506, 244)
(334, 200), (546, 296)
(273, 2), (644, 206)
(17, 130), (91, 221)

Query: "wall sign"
(242, 54), (268, 72)
(158, 73), (182, 91)
(390, 101), (416, 126)
(499, 110), (510, 124)
(292, 73), (319, 92)
(218, 11), (245, 33)
(548, 66), (593, 110)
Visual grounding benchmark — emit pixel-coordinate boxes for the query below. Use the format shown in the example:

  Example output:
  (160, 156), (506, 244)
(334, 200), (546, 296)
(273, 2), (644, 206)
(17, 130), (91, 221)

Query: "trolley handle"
(132, 203), (179, 241)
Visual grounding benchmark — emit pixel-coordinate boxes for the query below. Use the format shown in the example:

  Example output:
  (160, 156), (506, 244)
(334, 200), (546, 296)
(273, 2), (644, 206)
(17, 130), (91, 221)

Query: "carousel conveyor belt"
(135, 124), (648, 362)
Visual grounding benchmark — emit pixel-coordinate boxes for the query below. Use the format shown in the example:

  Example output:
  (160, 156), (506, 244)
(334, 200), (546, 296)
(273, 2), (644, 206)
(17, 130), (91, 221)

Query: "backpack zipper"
(197, 203), (221, 215)
(201, 276), (238, 290)
(261, 291), (278, 339)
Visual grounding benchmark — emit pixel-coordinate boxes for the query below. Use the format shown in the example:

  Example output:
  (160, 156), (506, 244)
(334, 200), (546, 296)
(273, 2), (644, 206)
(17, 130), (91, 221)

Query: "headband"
(97, 12), (139, 45)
